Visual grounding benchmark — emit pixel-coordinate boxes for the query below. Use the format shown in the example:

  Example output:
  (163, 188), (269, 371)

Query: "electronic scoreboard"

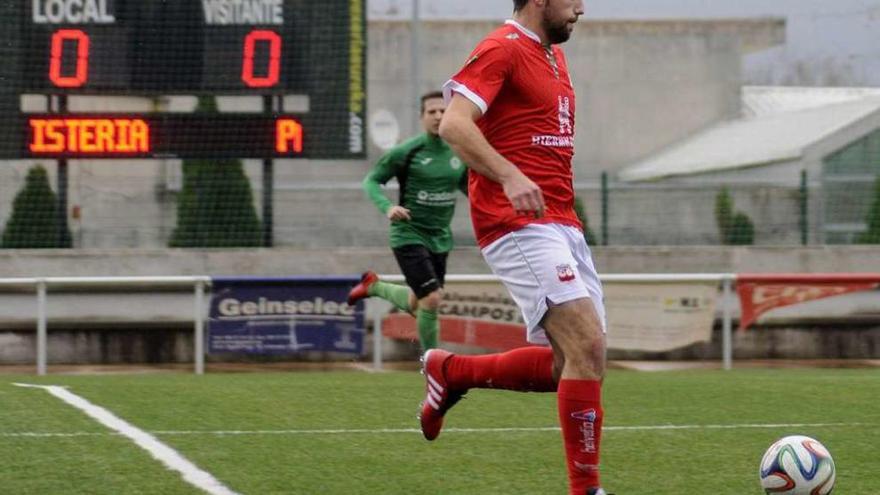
(0, 0), (366, 159)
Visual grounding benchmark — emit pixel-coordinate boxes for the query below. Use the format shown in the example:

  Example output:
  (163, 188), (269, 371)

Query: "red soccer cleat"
(419, 349), (465, 441)
(347, 271), (379, 306)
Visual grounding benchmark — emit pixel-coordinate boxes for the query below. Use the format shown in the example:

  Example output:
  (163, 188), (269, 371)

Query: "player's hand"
(502, 170), (545, 218)
(387, 206), (412, 222)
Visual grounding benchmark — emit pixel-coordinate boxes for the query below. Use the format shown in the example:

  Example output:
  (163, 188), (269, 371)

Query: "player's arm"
(362, 152), (411, 221)
(439, 94), (544, 217)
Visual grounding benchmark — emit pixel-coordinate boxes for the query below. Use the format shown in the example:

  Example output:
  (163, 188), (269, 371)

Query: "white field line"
(12, 383), (240, 495)
(1, 422), (864, 438)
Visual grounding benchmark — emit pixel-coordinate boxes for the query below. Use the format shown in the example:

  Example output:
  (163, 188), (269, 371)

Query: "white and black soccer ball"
(759, 435), (835, 494)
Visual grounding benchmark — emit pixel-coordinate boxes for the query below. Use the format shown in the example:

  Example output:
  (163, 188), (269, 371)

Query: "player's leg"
(475, 223), (607, 493)
(419, 225), (578, 441)
(347, 270), (414, 314)
(418, 291), (559, 441)
(412, 250), (449, 350)
(543, 298), (606, 495)
(419, 345), (557, 440)
(443, 345), (556, 390)
(415, 289), (441, 350)
(541, 225), (608, 495)
(443, 223), (579, 393)
(394, 244), (443, 350)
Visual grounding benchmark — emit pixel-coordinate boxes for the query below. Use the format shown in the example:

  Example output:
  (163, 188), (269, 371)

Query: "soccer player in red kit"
(418, 1), (611, 494)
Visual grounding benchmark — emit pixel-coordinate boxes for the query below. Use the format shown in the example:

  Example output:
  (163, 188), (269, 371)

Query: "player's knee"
(587, 337), (607, 377)
(562, 338), (605, 379)
(566, 331), (604, 362)
(419, 290), (442, 311)
(547, 299), (606, 377)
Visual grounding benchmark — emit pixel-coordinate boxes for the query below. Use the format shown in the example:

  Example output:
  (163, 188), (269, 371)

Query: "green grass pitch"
(1, 368), (877, 494)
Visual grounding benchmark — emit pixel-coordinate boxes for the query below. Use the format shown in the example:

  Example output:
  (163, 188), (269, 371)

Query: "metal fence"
(1, 160), (837, 248)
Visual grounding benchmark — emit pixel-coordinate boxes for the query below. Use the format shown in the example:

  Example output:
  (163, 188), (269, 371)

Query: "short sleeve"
(442, 40), (511, 115)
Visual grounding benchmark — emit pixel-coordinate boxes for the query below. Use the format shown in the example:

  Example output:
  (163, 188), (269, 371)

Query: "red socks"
(441, 348), (603, 493)
(557, 379), (603, 494)
(444, 346), (556, 392)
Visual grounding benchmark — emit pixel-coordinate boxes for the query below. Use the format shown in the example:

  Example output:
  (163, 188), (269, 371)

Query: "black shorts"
(392, 244), (448, 299)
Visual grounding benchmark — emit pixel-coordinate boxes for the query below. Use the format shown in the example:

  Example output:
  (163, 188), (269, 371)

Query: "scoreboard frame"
(0, 0), (367, 159)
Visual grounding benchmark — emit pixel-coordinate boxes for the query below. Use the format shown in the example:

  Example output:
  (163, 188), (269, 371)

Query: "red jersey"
(443, 20), (581, 248)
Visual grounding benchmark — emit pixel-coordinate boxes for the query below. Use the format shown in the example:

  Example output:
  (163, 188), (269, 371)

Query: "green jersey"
(363, 133), (467, 253)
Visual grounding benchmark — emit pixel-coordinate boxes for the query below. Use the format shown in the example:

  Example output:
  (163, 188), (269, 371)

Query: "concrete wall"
(0, 329), (193, 365)
(4, 323), (879, 365)
(3, 245), (880, 278)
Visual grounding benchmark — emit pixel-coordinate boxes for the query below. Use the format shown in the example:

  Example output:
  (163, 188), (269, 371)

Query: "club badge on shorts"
(556, 264), (576, 282)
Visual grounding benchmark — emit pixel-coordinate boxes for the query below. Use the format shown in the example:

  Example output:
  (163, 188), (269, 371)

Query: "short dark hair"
(420, 91), (444, 114)
(513, 0), (529, 12)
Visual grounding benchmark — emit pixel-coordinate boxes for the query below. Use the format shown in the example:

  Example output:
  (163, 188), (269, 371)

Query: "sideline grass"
(1, 368), (878, 494)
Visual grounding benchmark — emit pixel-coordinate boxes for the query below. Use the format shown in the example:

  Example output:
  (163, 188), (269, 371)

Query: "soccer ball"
(759, 435), (835, 494)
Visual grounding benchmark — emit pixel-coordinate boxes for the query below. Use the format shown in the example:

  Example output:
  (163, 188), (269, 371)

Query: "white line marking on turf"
(12, 383), (240, 495)
(1, 431), (107, 438)
(1, 422), (864, 438)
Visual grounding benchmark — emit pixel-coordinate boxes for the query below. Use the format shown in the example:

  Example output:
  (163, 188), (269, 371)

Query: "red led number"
(241, 30), (281, 88)
(49, 29), (90, 88)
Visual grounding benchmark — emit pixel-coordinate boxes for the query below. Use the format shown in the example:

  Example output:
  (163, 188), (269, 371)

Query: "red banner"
(382, 313), (530, 351)
(736, 273), (880, 331)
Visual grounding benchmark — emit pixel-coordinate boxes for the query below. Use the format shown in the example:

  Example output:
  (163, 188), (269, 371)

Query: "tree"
(714, 187), (755, 245)
(169, 96), (263, 247)
(2, 165), (72, 248)
(856, 176), (880, 244)
(573, 196), (599, 246)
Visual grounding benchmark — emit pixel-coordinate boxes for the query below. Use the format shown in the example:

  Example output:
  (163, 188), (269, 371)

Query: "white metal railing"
(0, 274), (737, 375)
(0, 276), (211, 376)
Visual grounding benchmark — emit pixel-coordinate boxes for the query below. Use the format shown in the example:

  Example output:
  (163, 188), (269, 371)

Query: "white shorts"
(481, 223), (606, 345)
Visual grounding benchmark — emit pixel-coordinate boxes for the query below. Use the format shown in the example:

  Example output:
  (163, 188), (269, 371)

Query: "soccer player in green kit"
(347, 91), (468, 351)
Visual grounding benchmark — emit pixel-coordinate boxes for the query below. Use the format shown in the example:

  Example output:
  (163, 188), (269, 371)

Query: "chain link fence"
(7, 159), (876, 248)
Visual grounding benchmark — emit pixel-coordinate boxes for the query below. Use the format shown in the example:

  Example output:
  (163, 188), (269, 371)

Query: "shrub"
(169, 97), (262, 247)
(727, 212), (755, 245)
(715, 187), (754, 245)
(573, 196), (599, 246)
(856, 176), (880, 244)
(1, 165), (72, 248)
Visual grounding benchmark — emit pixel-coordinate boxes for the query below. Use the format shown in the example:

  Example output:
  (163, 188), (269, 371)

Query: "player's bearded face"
(542, 0), (582, 44)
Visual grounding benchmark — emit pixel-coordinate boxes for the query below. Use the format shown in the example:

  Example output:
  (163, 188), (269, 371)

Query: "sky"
(368, 0), (880, 86)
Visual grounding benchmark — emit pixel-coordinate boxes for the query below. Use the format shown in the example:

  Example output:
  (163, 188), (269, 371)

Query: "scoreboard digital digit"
(0, 0), (367, 159)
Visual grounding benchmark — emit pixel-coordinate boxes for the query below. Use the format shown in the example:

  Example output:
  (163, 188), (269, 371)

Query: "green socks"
(367, 281), (439, 350)
(417, 308), (438, 351)
(368, 281), (412, 312)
